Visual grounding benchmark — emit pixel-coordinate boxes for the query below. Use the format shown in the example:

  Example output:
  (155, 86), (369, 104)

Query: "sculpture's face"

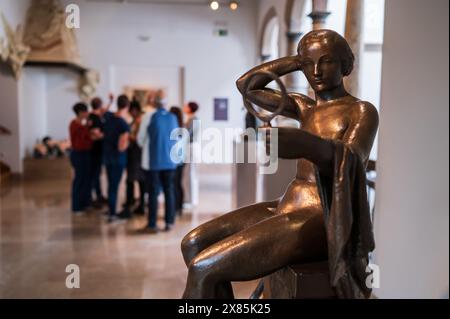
(299, 41), (344, 93)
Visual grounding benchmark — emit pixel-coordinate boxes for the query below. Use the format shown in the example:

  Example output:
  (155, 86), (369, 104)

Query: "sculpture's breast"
(303, 106), (349, 140)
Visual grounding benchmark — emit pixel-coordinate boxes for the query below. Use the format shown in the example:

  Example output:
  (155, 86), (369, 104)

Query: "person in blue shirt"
(103, 95), (130, 223)
(140, 97), (179, 233)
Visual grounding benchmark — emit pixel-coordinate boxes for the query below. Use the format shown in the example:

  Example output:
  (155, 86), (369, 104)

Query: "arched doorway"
(285, 0), (311, 36)
(260, 7), (280, 62)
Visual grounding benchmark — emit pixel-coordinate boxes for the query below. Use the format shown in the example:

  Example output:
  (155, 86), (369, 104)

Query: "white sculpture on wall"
(79, 69), (100, 102)
(23, 0), (80, 64)
(0, 13), (30, 79)
(0, 37), (8, 61)
(1, 1), (97, 99)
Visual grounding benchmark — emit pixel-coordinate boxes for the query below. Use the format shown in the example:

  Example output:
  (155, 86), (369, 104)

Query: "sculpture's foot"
(182, 266), (213, 299)
(182, 275), (234, 299)
(215, 282), (234, 299)
(183, 256), (236, 299)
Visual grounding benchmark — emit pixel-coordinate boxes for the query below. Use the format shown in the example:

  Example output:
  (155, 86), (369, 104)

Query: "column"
(308, 0), (330, 30)
(344, 0), (364, 96)
(260, 54), (271, 63)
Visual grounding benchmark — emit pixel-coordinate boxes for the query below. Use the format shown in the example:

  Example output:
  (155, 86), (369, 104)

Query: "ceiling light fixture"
(229, 1), (238, 11)
(210, 1), (219, 11)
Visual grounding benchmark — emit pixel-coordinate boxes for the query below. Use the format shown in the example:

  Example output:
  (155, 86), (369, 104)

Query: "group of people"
(68, 93), (199, 233)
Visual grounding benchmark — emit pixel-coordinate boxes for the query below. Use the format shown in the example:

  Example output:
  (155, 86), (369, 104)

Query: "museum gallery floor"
(0, 164), (256, 298)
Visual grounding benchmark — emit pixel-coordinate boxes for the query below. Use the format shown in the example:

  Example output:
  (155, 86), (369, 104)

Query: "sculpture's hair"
(298, 29), (354, 76)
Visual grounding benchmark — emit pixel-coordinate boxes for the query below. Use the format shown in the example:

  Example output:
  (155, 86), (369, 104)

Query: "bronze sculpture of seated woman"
(181, 29), (379, 299)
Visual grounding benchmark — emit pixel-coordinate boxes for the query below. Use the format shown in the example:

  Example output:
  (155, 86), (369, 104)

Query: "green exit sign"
(217, 29), (228, 36)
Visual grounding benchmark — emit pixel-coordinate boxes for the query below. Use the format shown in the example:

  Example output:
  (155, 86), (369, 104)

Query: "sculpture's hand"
(265, 127), (304, 159)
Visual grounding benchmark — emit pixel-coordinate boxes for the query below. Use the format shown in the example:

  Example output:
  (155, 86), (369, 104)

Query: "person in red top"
(69, 103), (93, 213)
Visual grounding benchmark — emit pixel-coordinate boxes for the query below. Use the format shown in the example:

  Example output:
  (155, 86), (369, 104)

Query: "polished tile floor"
(0, 163), (256, 298)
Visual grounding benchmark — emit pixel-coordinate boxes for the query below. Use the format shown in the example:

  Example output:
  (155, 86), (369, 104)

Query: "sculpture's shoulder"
(290, 92), (315, 107)
(289, 92), (316, 119)
(350, 100), (379, 127)
(337, 100), (379, 162)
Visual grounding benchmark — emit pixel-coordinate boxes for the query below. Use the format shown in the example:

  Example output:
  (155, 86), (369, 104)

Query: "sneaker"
(117, 209), (132, 219)
(107, 215), (126, 224)
(133, 205), (145, 215)
(122, 200), (135, 209)
(164, 224), (174, 232)
(92, 200), (103, 209)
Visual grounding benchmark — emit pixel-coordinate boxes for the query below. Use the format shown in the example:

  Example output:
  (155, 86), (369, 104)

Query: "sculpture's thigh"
(191, 210), (327, 282)
(181, 200), (278, 265)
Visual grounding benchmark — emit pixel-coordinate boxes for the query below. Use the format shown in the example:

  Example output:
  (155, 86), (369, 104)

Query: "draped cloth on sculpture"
(316, 141), (375, 299)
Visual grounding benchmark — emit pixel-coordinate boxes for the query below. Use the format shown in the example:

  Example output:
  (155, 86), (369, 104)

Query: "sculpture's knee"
(184, 255), (219, 298)
(181, 230), (202, 265)
(188, 255), (215, 282)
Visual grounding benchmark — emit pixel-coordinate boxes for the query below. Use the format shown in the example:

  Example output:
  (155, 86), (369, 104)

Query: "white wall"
(373, 0), (449, 298)
(45, 68), (79, 139)
(0, 0), (30, 172)
(0, 65), (21, 172)
(19, 68), (47, 158)
(326, 0), (347, 35)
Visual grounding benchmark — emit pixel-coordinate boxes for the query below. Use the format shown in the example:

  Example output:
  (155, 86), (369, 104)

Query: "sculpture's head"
(297, 29), (354, 93)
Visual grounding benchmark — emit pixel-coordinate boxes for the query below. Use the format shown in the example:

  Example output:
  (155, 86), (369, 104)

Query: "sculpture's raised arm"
(236, 56), (314, 122)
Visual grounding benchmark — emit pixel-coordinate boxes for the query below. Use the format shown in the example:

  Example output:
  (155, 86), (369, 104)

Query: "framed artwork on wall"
(123, 86), (167, 111)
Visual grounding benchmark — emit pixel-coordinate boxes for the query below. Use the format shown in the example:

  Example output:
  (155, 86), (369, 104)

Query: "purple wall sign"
(214, 98), (228, 121)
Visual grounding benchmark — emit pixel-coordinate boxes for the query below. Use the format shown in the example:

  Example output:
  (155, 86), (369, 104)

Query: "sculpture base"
(263, 261), (336, 299)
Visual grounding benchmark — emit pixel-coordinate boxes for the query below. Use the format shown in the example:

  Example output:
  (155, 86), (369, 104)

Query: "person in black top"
(103, 95), (130, 223)
(88, 96), (112, 207)
(118, 100), (146, 219)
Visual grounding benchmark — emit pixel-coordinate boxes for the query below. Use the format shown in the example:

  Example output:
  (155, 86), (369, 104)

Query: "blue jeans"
(105, 156), (126, 216)
(70, 151), (92, 212)
(146, 170), (176, 228)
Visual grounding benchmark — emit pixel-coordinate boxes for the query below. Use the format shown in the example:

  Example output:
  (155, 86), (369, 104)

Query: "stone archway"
(259, 7), (280, 62)
(285, 0), (308, 33)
